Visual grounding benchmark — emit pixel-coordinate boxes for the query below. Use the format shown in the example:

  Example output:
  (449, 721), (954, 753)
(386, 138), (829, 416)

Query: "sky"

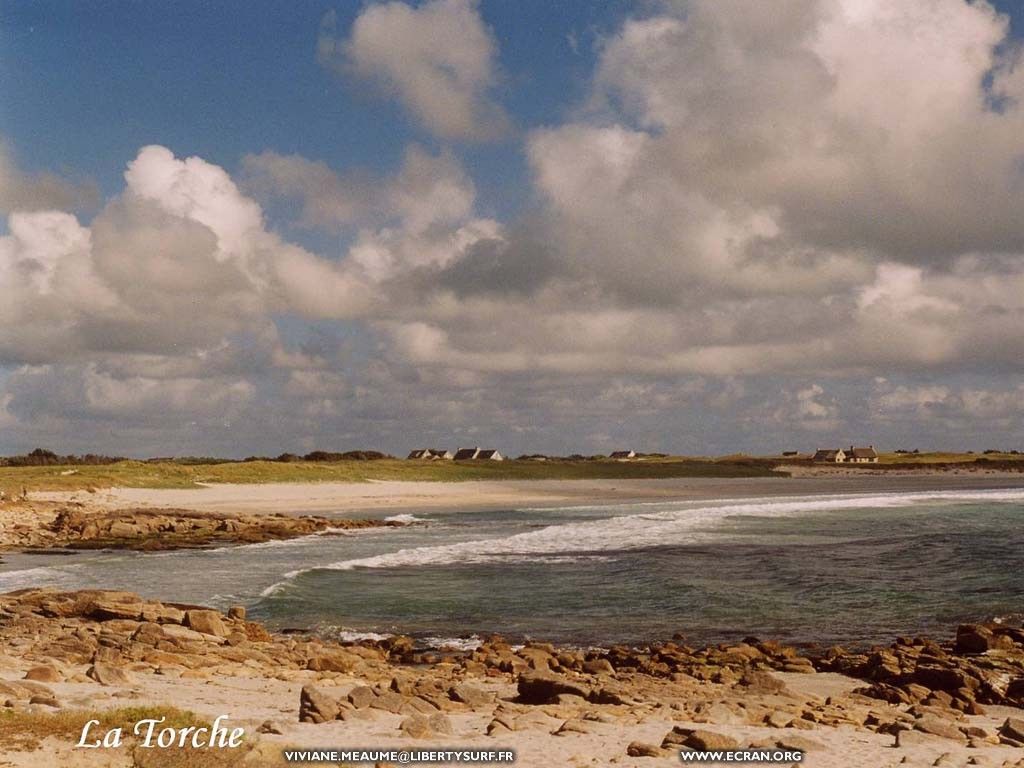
(2, 0), (1024, 458)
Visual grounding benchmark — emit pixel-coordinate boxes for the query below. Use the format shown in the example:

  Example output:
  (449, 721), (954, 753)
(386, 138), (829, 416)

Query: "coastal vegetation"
(3, 446), (1024, 495)
(0, 455), (779, 494)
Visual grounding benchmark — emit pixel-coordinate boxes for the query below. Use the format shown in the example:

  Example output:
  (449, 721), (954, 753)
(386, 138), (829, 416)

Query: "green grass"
(875, 451), (1024, 464)
(0, 457), (780, 493)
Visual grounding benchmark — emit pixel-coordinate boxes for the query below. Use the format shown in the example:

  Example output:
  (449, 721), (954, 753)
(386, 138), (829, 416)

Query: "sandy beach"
(35, 473), (1024, 517)
(1, 586), (1023, 768)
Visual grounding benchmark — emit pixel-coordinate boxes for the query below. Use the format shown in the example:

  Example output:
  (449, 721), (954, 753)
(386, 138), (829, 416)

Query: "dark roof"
(848, 446), (878, 458)
(453, 448), (479, 460)
(477, 449), (500, 459)
(407, 449), (428, 459)
(812, 449), (842, 460)
(609, 450), (635, 458)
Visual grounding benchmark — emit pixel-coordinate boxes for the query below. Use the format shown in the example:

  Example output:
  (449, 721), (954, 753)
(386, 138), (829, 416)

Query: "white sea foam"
(263, 488), (1024, 592)
(0, 564), (80, 590)
(202, 526), (373, 554)
(324, 628), (483, 650)
(384, 514), (429, 524)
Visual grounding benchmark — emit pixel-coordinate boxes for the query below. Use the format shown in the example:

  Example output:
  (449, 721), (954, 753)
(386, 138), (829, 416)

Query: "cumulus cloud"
(320, 0), (509, 140)
(375, 0), (1024, 380)
(0, 142), (99, 215)
(6, 0), (1024, 455)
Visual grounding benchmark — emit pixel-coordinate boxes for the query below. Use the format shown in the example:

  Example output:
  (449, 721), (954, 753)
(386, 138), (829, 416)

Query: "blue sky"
(1, 1), (637, 226)
(2, 0), (1024, 457)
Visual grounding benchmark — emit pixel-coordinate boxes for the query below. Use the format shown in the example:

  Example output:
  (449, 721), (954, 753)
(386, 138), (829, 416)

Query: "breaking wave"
(383, 514), (429, 524)
(261, 488), (1024, 595)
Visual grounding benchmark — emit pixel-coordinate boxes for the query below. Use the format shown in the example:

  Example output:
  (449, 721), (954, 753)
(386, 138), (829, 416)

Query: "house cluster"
(407, 447), (504, 461)
(812, 445), (879, 464)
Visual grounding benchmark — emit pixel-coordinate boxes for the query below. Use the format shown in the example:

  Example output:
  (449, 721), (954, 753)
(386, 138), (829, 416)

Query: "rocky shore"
(0, 500), (398, 551)
(1, 588), (1023, 767)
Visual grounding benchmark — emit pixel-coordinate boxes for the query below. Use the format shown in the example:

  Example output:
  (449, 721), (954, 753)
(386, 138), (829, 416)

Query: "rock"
(299, 685), (339, 724)
(627, 742), (666, 758)
(307, 650), (360, 673)
(450, 683), (493, 709)
(23, 666), (62, 683)
(185, 609), (228, 638)
(257, 720), (283, 735)
(516, 671), (591, 704)
(913, 715), (967, 743)
(588, 684), (633, 706)
(87, 596), (143, 621)
(553, 718), (591, 736)
(400, 715), (433, 739)
(896, 729), (944, 748)
(486, 717), (514, 736)
(582, 659), (615, 675)
(348, 685), (377, 709)
(369, 691), (405, 714)
(28, 694), (60, 708)
(684, 730), (741, 751)
(1000, 718), (1024, 743)
(142, 604), (185, 625)
(956, 625), (997, 654)
(227, 605), (246, 621)
(86, 663), (132, 686)
(737, 670), (787, 695)
(400, 713), (452, 739)
(161, 624), (210, 643)
(765, 711), (794, 728)
(428, 713), (453, 736)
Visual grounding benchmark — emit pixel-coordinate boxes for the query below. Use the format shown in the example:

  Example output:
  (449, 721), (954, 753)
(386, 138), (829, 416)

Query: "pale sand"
(2, 667), (1021, 768)
(38, 473), (1024, 518)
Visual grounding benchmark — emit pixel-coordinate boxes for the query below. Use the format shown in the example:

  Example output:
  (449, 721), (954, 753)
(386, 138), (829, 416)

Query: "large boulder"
(299, 685), (339, 724)
(307, 650), (360, 673)
(516, 671), (591, 704)
(913, 715), (967, 743)
(737, 670), (788, 695)
(683, 730), (741, 751)
(1001, 718), (1024, 743)
(23, 666), (62, 683)
(449, 683), (493, 709)
(86, 663), (132, 687)
(185, 609), (228, 638)
(87, 596), (144, 621)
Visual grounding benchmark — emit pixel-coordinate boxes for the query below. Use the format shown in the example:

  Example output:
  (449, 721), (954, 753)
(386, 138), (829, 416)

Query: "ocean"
(2, 487), (1023, 649)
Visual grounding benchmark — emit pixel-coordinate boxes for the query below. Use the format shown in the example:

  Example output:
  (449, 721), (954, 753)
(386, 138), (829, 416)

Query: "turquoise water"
(3, 488), (1023, 648)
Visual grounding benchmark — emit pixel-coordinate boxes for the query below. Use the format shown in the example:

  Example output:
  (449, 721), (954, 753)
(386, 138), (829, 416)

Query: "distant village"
(407, 448), (642, 461)
(410, 445), (882, 463)
(810, 446), (879, 464)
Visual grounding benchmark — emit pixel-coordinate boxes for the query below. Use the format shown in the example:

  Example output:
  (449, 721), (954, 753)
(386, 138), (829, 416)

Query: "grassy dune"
(875, 451), (1024, 464)
(0, 457), (780, 494)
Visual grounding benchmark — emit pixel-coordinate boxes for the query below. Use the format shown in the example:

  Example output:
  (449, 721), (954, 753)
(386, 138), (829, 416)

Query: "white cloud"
(322, 0), (509, 140)
(0, 142), (99, 214)
(6, 1), (1024, 455)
